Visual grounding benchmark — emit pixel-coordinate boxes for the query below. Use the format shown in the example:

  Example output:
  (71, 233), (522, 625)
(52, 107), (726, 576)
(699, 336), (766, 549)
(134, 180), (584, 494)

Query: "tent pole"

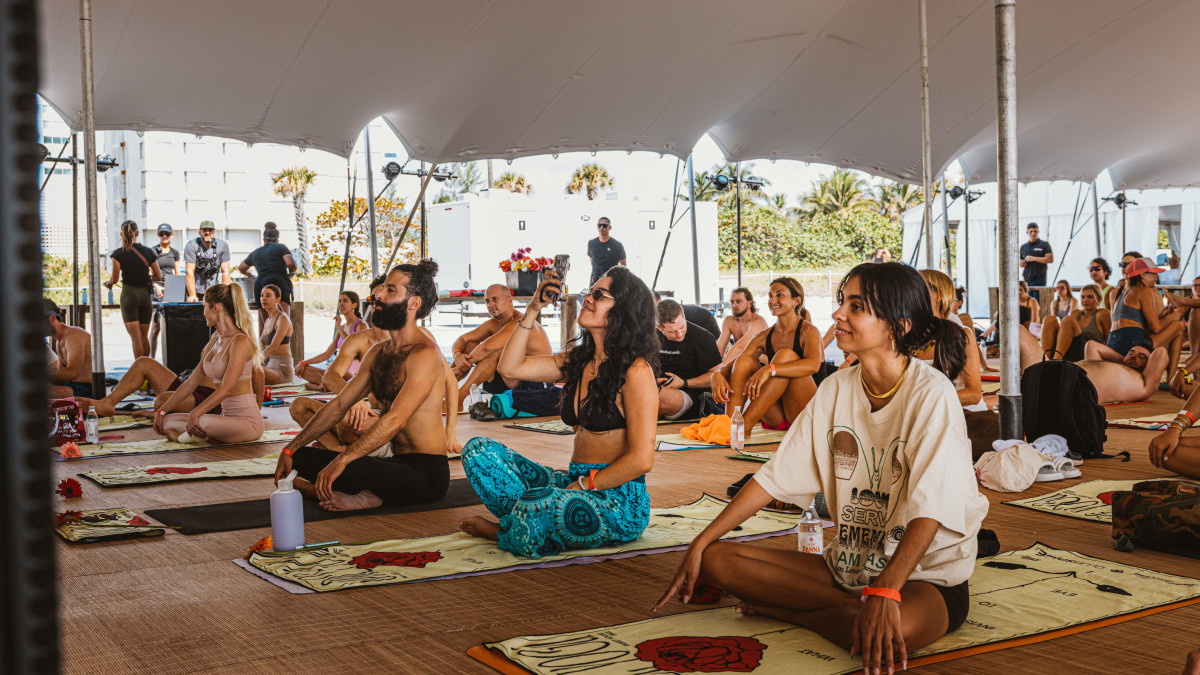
(1121, 207), (1127, 253)
(688, 153), (701, 304)
(72, 133), (80, 323)
(919, 0), (934, 268)
(364, 127), (379, 278)
(651, 158), (682, 291)
(79, 0), (105, 398)
(338, 161), (355, 296)
(736, 163), (743, 287)
(995, 0), (1021, 440)
(420, 162), (427, 259)
(940, 175), (950, 274)
(963, 177), (971, 314)
(383, 166), (437, 272)
(1092, 180), (1102, 259)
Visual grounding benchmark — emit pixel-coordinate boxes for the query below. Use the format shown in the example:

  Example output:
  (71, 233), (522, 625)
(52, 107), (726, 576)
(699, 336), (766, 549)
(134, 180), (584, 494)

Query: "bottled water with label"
(798, 506), (823, 554)
(730, 405), (745, 450)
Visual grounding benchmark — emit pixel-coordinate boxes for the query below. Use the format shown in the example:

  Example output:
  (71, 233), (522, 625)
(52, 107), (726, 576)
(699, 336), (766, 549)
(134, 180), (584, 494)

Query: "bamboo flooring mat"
(55, 393), (1199, 674)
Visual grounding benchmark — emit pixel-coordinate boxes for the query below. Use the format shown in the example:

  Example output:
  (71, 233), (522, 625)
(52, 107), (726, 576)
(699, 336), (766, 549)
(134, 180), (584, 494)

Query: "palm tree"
(873, 181), (924, 224)
(678, 170), (718, 202)
(566, 163), (615, 200)
(494, 172), (533, 194)
(448, 162), (483, 196)
(270, 166), (318, 275)
(799, 168), (873, 218)
(711, 162), (770, 209)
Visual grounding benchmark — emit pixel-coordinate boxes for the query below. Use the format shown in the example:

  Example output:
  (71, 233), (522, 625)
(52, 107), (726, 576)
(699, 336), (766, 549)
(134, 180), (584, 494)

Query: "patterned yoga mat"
(240, 494), (803, 593)
(1106, 413), (1174, 430)
(505, 420), (574, 435)
(472, 543), (1200, 675)
(728, 448), (775, 463)
(1004, 477), (1186, 523)
(55, 507), (166, 544)
(80, 455), (280, 487)
(656, 429), (787, 452)
(55, 428), (298, 460)
(98, 414), (153, 431)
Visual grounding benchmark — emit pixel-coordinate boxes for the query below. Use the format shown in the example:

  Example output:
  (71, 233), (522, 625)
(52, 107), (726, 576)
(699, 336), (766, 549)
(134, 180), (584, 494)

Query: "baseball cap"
(1125, 257), (1165, 277)
(157, 223), (173, 235)
(198, 220), (216, 231)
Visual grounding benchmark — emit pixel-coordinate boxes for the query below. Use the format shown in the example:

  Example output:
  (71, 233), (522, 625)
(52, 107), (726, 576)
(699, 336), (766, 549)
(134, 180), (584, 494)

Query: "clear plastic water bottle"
(470, 383), (483, 406)
(270, 469), (305, 551)
(798, 506), (823, 554)
(85, 406), (99, 444)
(730, 405), (745, 450)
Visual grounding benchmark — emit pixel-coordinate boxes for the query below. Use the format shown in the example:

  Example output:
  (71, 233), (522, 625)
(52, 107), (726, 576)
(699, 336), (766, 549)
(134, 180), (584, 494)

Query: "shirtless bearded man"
(1078, 340), (1169, 404)
(450, 283), (552, 411)
(275, 260), (453, 512)
(716, 287), (768, 366)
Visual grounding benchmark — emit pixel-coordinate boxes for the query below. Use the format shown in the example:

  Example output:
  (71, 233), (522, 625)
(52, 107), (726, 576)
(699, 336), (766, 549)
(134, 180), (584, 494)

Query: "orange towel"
(681, 414), (731, 445)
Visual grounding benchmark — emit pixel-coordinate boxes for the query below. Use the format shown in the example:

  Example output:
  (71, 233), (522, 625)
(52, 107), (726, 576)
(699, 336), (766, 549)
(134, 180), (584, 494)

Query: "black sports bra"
(262, 324), (291, 346)
(560, 379), (626, 432)
(764, 323), (804, 361)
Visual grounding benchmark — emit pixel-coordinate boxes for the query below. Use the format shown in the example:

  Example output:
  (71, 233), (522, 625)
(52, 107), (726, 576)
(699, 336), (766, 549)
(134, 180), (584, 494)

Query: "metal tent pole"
(72, 133), (80, 322)
(919, 0), (935, 268)
(364, 128), (379, 278)
(1, 0), (61, 668)
(338, 161), (355, 296)
(735, 163), (743, 287)
(688, 153), (701, 303)
(420, 162), (428, 260)
(383, 166), (437, 272)
(940, 176), (950, 274)
(80, 0), (105, 398)
(995, 0), (1021, 440)
(1092, 180), (1102, 259)
(964, 178), (971, 314)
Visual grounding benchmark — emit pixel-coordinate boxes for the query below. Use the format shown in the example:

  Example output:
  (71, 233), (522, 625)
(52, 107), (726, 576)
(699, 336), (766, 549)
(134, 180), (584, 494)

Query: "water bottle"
(270, 469), (305, 551)
(798, 506), (823, 554)
(81, 288), (88, 305)
(470, 383), (483, 406)
(730, 405), (745, 450)
(107, 288), (114, 305)
(84, 406), (99, 444)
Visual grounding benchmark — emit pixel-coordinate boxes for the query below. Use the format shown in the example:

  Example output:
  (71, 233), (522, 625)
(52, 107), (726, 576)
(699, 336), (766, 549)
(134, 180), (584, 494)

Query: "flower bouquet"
(499, 248), (553, 295)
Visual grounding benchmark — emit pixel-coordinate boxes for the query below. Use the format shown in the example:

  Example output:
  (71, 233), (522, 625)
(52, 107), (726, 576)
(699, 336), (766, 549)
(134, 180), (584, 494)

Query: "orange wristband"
(281, 447), (294, 457)
(587, 469), (599, 490)
(769, 364), (777, 377)
(861, 586), (902, 604)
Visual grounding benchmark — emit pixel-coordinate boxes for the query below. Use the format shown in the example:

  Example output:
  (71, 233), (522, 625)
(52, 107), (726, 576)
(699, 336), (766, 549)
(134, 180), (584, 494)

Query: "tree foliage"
(566, 163), (615, 200)
(494, 172), (533, 194)
(310, 196), (420, 278)
(717, 206), (901, 271)
(270, 165), (318, 275)
(799, 168), (874, 218)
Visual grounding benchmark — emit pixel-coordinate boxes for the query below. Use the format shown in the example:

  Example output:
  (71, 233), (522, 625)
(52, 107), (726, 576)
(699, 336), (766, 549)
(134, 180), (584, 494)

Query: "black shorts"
(482, 371), (508, 395)
(255, 277), (293, 304)
(932, 580), (970, 632)
(120, 285), (153, 323)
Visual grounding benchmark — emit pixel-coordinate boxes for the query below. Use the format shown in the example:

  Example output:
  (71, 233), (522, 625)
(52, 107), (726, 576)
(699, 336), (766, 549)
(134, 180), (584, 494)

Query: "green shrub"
(718, 208), (900, 271)
(717, 207), (803, 270)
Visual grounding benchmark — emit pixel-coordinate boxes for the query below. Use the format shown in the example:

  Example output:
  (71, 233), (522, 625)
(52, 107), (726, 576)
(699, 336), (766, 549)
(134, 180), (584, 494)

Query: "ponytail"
(120, 220), (138, 249)
(205, 283), (261, 364)
(904, 317), (967, 382)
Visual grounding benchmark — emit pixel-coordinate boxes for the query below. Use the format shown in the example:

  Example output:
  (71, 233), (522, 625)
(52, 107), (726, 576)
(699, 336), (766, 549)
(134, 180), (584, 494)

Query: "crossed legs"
(288, 397), (365, 451)
(76, 356), (179, 416)
(727, 348), (816, 438)
(455, 351), (516, 411)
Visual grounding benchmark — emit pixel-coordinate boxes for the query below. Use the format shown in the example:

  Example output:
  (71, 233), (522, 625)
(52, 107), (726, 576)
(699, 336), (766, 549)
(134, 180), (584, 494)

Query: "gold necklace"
(860, 360), (909, 399)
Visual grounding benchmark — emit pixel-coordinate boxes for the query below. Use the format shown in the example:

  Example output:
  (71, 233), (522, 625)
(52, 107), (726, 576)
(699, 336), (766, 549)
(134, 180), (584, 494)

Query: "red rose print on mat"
(146, 466), (207, 475)
(1097, 491), (1115, 505)
(349, 551), (443, 570)
(127, 516), (150, 526)
(635, 636), (766, 673)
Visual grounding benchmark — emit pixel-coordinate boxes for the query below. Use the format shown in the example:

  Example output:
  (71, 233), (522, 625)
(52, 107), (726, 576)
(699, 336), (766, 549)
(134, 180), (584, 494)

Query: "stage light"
(947, 185), (965, 200)
(382, 162), (402, 180)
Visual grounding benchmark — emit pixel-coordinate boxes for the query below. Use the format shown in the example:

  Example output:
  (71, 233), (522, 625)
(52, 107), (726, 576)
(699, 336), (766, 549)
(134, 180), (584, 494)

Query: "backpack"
(1021, 360), (1128, 461)
(1111, 480), (1200, 559)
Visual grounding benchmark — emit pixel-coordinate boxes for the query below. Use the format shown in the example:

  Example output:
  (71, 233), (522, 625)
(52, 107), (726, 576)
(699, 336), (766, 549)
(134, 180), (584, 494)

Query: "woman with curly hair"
(458, 266), (660, 557)
(657, 263), (987, 675)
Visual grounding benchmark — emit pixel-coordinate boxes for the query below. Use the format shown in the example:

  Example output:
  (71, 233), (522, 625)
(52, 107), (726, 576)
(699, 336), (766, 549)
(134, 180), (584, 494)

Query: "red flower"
(634, 636), (767, 673)
(60, 441), (83, 459)
(528, 261), (541, 271)
(54, 510), (82, 526)
(685, 575), (724, 605)
(349, 551), (443, 570)
(245, 536), (274, 559)
(146, 466), (207, 475)
(55, 478), (83, 498)
(127, 516), (150, 526)
(1098, 491), (1115, 505)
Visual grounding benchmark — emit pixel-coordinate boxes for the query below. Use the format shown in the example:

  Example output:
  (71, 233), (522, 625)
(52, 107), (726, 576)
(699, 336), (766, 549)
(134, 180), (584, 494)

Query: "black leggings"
(932, 580), (970, 632)
(291, 446), (450, 505)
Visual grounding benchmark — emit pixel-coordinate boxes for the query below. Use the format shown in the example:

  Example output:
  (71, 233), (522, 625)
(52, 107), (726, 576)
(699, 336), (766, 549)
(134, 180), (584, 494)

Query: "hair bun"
(417, 259), (439, 277)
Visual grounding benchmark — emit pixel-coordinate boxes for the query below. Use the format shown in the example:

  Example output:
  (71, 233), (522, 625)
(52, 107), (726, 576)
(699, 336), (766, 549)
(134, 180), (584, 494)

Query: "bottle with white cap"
(270, 469), (305, 551)
(84, 406), (99, 444)
(730, 405), (745, 450)
(798, 506), (823, 554)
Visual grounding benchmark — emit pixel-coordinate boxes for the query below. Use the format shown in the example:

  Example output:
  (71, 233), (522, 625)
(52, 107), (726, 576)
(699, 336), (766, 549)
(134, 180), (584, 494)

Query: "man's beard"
(733, 307), (748, 318)
(372, 298), (410, 330)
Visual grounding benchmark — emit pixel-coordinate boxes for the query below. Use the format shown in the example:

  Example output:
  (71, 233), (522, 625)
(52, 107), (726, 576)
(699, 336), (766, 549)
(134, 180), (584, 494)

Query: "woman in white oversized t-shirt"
(656, 262), (989, 675)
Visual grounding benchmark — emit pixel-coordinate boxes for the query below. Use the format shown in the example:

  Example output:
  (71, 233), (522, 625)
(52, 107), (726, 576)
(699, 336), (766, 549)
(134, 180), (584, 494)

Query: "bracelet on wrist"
(587, 469), (599, 490)
(281, 447), (295, 457)
(516, 320), (534, 331)
(1180, 410), (1196, 425)
(861, 586), (902, 604)
(769, 364), (777, 377)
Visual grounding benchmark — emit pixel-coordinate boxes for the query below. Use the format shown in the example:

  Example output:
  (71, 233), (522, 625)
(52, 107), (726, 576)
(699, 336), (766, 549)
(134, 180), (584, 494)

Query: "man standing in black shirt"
(1020, 222), (1053, 301)
(656, 300), (722, 420)
(587, 216), (627, 286)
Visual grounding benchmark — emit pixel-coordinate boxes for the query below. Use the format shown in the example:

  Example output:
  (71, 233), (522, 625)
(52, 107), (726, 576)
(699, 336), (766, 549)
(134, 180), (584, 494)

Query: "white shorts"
(663, 390), (694, 421)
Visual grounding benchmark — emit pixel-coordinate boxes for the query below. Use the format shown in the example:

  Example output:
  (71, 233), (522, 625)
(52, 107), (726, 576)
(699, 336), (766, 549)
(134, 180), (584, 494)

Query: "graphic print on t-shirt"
(828, 427), (907, 579)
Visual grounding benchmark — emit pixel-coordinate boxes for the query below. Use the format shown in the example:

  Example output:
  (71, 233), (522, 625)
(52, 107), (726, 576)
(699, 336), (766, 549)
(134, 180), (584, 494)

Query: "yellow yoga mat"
(1106, 413), (1174, 430)
(55, 428), (297, 460)
(55, 507), (165, 544)
(473, 543), (1200, 675)
(656, 429), (786, 452)
(97, 414), (153, 431)
(80, 455), (280, 487)
(1004, 476), (1186, 523)
(244, 495), (802, 593)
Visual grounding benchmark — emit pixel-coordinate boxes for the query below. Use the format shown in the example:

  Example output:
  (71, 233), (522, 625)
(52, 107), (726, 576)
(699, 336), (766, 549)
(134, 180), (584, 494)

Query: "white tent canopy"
(37, 0), (1200, 188)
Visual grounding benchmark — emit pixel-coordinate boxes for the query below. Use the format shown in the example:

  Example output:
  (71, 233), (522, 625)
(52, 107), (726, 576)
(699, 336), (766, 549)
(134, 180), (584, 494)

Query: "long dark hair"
(342, 290), (362, 319)
(838, 262), (966, 381)
(561, 266), (659, 425)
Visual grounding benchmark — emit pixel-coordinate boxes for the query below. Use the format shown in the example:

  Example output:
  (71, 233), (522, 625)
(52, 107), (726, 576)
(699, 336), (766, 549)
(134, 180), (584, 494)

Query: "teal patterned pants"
(461, 437), (650, 558)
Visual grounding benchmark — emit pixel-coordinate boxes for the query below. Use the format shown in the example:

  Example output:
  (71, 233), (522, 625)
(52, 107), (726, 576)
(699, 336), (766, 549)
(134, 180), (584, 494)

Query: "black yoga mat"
(145, 479), (482, 534)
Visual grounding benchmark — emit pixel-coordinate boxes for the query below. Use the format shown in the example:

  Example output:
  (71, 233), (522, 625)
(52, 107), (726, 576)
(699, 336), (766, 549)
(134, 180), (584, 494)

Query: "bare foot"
(164, 429), (181, 442)
(130, 410), (156, 419)
(294, 478), (318, 499)
(320, 490), (383, 512)
(459, 516), (500, 541)
(735, 601), (805, 625)
(76, 397), (116, 417)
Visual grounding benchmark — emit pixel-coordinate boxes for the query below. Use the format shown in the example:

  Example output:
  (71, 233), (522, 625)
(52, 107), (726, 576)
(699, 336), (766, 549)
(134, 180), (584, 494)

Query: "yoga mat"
(241, 494), (802, 593)
(727, 448), (775, 463)
(656, 429), (786, 452)
(147, 478), (482, 535)
(1106, 413), (1174, 430)
(472, 543), (1200, 675)
(1005, 477), (1186, 523)
(981, 381), (1001, 395)
(98, 414), (153, 431)
(505, 420), (574, 435)
(54, 428), (297, 460)
(55, 507), (165, 544)
(80, 455), (281, 488)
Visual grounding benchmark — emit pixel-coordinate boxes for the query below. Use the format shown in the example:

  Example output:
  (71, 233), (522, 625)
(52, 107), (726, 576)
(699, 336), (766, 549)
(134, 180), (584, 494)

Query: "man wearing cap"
(1019, 222), (1053, 302)
(183, 220), (231, 302)
(149, 223), (182, 358)
(587, 216), (627, 286)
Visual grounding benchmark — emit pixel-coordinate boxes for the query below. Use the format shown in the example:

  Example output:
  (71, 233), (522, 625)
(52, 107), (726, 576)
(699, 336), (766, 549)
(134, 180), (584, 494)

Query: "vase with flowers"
(499, 248), (554, 295)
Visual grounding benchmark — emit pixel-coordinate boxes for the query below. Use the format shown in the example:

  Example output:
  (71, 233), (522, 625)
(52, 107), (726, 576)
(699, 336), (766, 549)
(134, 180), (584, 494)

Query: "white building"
(37, 99), (106, 263)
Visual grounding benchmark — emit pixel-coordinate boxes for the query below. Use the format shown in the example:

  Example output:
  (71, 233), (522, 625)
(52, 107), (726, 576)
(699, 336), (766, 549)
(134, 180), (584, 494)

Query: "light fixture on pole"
(710, 171), (766, 286)
(1102, 192), (1137, 252)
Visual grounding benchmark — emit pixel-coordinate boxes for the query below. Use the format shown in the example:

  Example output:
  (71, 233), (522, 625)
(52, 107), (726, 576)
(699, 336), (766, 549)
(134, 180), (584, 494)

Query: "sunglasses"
(1119, 262), (1130, 268)
(598, 224), (611, 229)
(1088, 266), (1102, 272)
(581, 288), (615, 303)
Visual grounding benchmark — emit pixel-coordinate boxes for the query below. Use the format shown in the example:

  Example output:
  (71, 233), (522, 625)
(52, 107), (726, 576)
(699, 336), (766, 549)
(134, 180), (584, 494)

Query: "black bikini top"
(560, 378), (626, 432)
(764, 323), (804, 361)
(262, 324), (291, 346)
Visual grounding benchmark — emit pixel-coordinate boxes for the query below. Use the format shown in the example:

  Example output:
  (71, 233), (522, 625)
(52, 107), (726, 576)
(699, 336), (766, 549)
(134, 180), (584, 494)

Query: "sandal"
(1054, 455), (1081, 479)
(1034, 459), (1064, 482)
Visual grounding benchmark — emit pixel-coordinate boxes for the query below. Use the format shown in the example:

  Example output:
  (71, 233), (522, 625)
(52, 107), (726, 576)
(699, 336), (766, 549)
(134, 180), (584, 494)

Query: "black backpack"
(1021, 360), (1128, 461)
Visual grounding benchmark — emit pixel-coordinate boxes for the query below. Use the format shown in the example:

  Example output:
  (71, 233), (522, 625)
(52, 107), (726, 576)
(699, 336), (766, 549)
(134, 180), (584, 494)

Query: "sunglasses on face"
(598, 224), (611, 229)
(1119, 262), (1130, 268)
(581, 288), (615, 303)
(1088, 266), (1102, 272)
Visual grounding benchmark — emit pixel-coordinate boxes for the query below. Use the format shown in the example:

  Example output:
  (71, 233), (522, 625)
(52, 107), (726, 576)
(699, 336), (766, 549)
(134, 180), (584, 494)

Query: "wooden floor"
(55, 391), (1198, 674)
